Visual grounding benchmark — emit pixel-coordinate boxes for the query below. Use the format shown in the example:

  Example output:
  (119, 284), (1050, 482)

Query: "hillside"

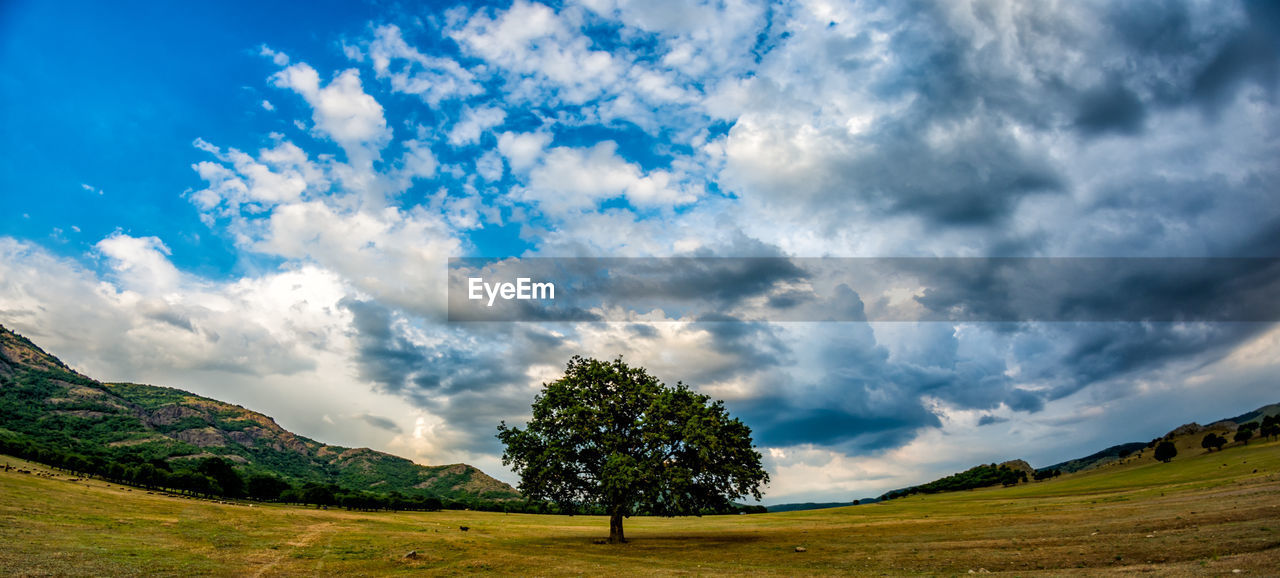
(1041, 441), (1149, 474)
(1040, 404), (1279, 476)
(1224, 402), (1280, 426)
(0, 324), (518, 503)
(881, 401), (1278, 502)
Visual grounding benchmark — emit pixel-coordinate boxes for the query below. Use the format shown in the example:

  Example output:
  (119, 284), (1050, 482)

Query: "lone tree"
(497, 356), (769, 543)
(1154, 440), (1178, 463)
(1234, 428), (1253, 445)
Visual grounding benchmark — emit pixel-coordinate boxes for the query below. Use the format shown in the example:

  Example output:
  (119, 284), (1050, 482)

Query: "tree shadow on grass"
(537, 532), (770, 548)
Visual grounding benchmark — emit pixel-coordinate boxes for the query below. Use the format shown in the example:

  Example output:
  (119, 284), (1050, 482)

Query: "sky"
(1, 0), (1279, 504)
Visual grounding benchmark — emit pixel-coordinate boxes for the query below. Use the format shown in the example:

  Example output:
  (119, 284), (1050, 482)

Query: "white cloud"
(475, 150), (504, 182)
(261, 99), (275, 111)
(271, 63), (391, 165)
(448, 0), (695, 129)
(451, 1), (624, 105)
(507, 139), (700, 214)
(1, 236), (342, 379)
(495, 131), (551, 172)
(188, 138), (327, 240)
(447, 105), (507, 147)
(96, 233), (182, 295)
(189, 130), (461, 319)
(576, 0), (766, 79)
(259, 44), (289, 66)
(365, 24), (481, 105)
(397, 139), (437, 181)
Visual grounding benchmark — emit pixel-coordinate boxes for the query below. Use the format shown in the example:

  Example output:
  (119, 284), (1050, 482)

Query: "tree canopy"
(1154, 440), (1177, 463)
(497, 356), (769, 543)
(1201, 433), (1226, 452)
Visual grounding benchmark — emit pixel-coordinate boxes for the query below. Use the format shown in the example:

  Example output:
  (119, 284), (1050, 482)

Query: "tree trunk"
(608, 509), (626, 543)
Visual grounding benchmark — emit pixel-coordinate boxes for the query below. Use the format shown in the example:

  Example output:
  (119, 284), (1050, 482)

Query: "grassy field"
(2, 437), (1278, 576)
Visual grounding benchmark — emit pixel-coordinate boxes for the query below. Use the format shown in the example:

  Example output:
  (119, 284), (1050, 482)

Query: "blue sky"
(2, 0), (1279, 503)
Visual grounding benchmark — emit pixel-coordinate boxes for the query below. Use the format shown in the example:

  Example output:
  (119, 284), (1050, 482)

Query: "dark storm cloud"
(1189, 0), (1280, 110)
(736, 399), (939, 450)
(848, 128), (1062, 225)
(1075, 76), (1147, 136)
(342, 298), (427, 393)
(977, 414), (1009, 427)
(750, 0), (1276, 232)
(627, 323), (659, 339)
(358, 413), (403, 434)
(1103, 0), (1278, 113)
(1057, 323), (1269, 391)
(685, 316), (793, 385)
(344, 297), (572, 397)
(908, 258), (1280, 322)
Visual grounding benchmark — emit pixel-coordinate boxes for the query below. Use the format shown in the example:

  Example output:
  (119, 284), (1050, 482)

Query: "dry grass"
(2, 437), (1278, 576)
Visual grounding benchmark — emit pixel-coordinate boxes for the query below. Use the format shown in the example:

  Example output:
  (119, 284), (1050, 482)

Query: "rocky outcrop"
(171, 427), (228, 448)
(999, 459), (1035, 476)
(147, 405), (209, 427)
(1164, 422), (1204, 439)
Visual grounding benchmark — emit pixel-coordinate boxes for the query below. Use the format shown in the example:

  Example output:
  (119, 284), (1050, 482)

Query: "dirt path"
(251, 521), (333, 577)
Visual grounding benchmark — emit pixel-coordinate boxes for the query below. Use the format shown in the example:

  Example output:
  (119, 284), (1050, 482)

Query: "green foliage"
(101, 382), (196, 409)
(1034, 468), (1062, 481)
(880, 463), (1030, 500)
(497, 356), (769, 542)
(245, 473), (291, 501)
(1261, 415), (1280, 440)
(1233, 429), (1253, 445)
(198, 457), (245, 498)
(1201, 433), (1227, 451)
(152, 416), (212, 433)
(1154, 440), (1177, 462)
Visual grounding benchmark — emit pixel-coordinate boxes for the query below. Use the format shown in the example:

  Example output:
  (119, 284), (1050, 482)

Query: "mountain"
(0, 324), (518, 503)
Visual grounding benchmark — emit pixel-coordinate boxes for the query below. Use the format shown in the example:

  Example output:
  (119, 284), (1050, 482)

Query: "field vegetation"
(3, 433), (1278, 575)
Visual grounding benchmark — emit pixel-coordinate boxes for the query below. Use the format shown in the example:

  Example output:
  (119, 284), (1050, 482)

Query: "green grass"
(2, 437), (1279, 576)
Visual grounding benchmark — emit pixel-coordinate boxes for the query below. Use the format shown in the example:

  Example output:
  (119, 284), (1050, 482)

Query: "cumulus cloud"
(450, 1), (623, 105)
(499, 137), (701, 215)
(448, 106), (507, 147)
(1, 236), (341, 379)
(364, 24), (482, 105)
(271, 63), (391, 165)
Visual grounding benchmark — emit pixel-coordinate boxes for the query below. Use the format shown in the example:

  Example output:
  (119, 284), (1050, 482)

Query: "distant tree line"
(879, 463), (1029, 501)
(0, 435), (770, 516)
(1201, 416), (1279, 451)
(1033, 468), (1063, 481)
